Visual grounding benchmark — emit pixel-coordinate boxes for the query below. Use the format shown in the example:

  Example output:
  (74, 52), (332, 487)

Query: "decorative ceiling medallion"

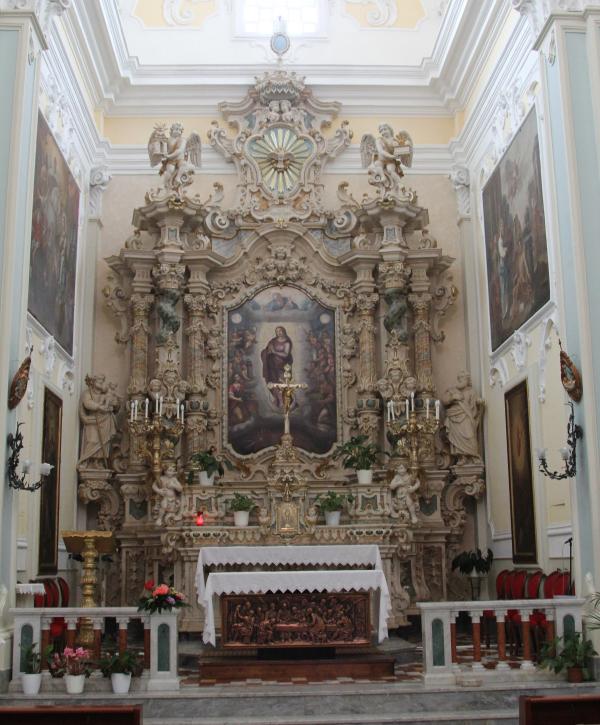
(247, 126), (315, 196)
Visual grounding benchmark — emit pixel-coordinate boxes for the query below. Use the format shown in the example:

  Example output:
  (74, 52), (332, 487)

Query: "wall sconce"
(537, 402), (583, 480)
(7, 422), (54, 491)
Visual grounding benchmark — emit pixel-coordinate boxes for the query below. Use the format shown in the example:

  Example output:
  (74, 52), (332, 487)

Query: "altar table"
(195, 545), (390, 647)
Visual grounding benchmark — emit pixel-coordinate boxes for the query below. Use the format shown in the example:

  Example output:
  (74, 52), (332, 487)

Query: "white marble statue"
(152, 464), (183, 526)
(78, 374), (120, 470)
(389, 463), (420, 525)
(147, 122), (201, 193)
(361, 124), (413, 196)
(441, 371), (484, 464)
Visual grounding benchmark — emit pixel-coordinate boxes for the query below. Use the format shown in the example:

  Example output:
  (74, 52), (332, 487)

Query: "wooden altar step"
(199, 648), (396, 684)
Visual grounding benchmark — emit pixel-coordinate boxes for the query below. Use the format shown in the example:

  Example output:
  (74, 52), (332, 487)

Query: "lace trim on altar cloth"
(200, 569), (391, 646)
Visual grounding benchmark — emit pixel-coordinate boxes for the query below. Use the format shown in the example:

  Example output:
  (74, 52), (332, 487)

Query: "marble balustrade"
(418, 598), (585, 686)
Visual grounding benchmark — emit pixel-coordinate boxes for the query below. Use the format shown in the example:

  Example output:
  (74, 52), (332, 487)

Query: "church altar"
(77, 70), (486, 630)
(196, 544), (390, 647)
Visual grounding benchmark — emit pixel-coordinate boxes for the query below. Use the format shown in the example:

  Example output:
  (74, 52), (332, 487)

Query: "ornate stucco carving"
(513, 0), (600, 36)
(450, 165), (471, 217)
(89, 166), (111, 218)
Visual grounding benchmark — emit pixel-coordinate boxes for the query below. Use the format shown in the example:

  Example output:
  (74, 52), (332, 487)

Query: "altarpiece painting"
(38, 388), (62, 574)
(482, 107), (550, 351)
(505, 380), (537, 564)
(226, 285), (338, 455)
(28, 111), (80, 355)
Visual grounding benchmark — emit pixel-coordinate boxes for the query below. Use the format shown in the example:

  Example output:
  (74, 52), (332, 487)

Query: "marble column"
(128, 293), (153, 470)
(183, 293), (209, 460)
(0, 0), (70, 691)
(408, 290), (434, 396)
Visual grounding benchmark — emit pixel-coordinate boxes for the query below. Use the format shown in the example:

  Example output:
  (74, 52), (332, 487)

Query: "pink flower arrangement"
(48, 647), (91, 677)
(138, 582), (187, 614)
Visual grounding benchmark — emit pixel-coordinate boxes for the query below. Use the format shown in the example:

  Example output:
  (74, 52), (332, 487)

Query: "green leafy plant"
(539, 632), (596, 679)
(451, 548), (494, 575)
(332, 435), (384, 471)
(314, 490), (354, 513)
(99, 650), (142, 678)
(228, 493), (255, 512)
(20, 642), (52, 675)
(188, 448), (233, 482)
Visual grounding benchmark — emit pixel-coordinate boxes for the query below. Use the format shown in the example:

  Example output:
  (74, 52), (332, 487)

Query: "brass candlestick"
(61, 530), (115, 646)
(388, 406), (439, 472)
(130, 412), (184, 479)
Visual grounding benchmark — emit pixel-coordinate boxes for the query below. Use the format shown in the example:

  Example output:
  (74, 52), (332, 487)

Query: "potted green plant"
(314, 490), (354, 526)
(333, 434), (384, 484)
(20, 642), (49, 695)
(188, 447), (232, 486)
(100, 649), (141, 694)
(228, 493), (255, 527)
(539, 632), (596, 683)
(451, 548), (494, 599)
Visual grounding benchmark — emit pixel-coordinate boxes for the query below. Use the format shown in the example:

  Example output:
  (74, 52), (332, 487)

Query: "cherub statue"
(360, 124), (413, 196)
(389, 463), (420, 525)
(152, 464), (183, 527)
(147, 122), (201, 193)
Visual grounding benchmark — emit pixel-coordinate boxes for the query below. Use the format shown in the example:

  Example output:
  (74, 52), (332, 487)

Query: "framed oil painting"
(505, 380), (537, 564)
(226, 285), (338, 455)
(38, 388), (62, 575)
(482, 107), (550, 352)
(28, 111), (80, 356)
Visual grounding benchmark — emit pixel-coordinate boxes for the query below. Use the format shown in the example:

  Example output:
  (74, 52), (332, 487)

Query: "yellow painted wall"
(343, 0), (425, 29)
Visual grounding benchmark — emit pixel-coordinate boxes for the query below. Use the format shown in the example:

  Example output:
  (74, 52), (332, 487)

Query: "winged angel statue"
(360, 124), (413, 196)
(147, 122), (201, 193)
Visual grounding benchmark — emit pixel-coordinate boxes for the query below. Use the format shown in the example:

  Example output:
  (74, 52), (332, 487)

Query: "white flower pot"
(233, 510), (249, 527)
(357, 469), (373, 485)
(325, 510), (341, 527)
(64, 674), (86, 694)
(199, 471), (215, 487)
(21, 673), (42, 695)
(111, 672), (132, 694)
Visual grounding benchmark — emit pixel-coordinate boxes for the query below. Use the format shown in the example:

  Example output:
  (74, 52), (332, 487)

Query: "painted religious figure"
(29, 111), (80, 355)
(226, 286), (338, 455)
(482, 108), (550, 351)
(38, 389), (62, 574)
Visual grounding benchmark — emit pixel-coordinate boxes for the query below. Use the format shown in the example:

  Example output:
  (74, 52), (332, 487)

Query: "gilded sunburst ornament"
(247, 126), (314, 196)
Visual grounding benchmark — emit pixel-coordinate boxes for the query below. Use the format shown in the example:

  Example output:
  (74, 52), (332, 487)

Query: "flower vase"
(21, 673), (42, 695)
(64, 674), (86, 694)
(111, 672), (132, 694)
(199, 471), (215, 487)
(357, 469), (373, 485)
(325, 510), (341, 526)
(233, 510), (249, 527)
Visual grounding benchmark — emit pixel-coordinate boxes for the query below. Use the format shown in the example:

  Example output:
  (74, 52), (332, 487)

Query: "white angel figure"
(147, 122), (201, 193)
(360, 124), (413, 196)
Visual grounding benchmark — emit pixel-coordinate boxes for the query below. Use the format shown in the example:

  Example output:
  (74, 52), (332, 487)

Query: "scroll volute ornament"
(8, 356), (31, 410)
(559, 340), (582, 402)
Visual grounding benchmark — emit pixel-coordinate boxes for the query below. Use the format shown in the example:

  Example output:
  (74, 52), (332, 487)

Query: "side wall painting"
(28, 111), (80, 356)
(505, 380), (537, 564)
(38, 388), (63, 575)
(482, 107), (550, 352)
(226, 285), (337, 455)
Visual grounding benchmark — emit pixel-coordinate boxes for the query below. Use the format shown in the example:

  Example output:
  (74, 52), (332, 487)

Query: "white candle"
(536, 448), (547, 462)
(560, 447), (569, 460)
(405, 399), (409, 418)
(425, 398), (430, 419)
(180, 404), (185, 424)
(159, 396), (163, 417)
(176, 398), (179, 419)
(145, 398), (149, 419)
(410, 391), (415, 411)
(130, 401), (134, 422)
(435, 399), (440, 420)
(134, 400), (138, 420)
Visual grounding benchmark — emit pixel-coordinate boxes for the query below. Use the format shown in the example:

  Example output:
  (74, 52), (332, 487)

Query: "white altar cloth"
(195, 544), (384, 606)
(200, 569), (391, 646)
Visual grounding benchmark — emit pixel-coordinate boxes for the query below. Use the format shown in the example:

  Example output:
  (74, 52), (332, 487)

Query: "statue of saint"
(78, 374), (120, 470)
(389, 463), (420, 525)
(441, 371), (484, 463)
(152, 464), (183, 527)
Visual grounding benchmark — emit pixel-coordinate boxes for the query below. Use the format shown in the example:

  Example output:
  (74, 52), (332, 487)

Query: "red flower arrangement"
(138, 580), (187, 614)
(48, 647), (92, 678)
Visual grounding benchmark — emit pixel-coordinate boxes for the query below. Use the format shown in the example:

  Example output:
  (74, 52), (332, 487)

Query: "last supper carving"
(83, 70), (485, 632)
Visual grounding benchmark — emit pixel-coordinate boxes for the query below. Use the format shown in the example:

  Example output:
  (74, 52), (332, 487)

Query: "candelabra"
(537, 402), (583, 480)
(6, 422), (54, 491)
(129, 397), (185, 478)
(386, 394), (440, 471)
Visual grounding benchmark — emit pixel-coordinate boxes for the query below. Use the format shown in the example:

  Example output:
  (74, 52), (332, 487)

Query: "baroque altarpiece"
(79, 72), (485, 631)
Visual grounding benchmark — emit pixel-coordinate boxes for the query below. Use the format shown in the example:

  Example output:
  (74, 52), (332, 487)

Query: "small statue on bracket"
(389, 463), (421, 525)
(147, 122), (201, 193)
(441, 371), (484, 464)
(152, 464), (183, 527)
(78, 374), (120, 470)
(361, 124), (413, 196)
